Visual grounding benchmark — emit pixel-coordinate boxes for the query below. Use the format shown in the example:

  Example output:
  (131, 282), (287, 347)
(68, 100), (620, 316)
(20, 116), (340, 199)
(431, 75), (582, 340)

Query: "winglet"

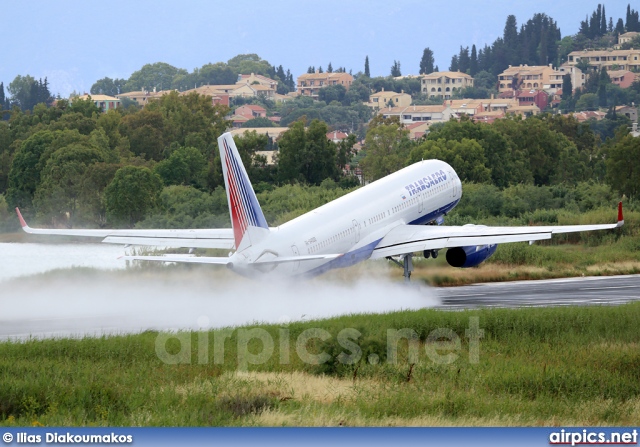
(617, 201), (624, 227)
(15, 208), (28, 229)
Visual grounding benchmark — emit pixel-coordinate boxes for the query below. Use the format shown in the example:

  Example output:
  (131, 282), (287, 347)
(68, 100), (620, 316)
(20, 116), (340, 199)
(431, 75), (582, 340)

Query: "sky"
(1, 0), (634, 97)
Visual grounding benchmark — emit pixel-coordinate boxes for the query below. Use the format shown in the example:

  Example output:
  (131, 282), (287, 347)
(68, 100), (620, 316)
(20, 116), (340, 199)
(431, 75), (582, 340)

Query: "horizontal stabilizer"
(120, 255), (231, 265)
(16, 208), (235, 249)
(120, 253), (342, 265)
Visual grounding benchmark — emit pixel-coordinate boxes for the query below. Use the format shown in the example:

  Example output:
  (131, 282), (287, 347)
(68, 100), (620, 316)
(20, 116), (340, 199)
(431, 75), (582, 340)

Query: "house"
(405, 122), (432, 140)
(229, 127), (289, 138)
(615, 105), (638, 122)
(558, 64), (586, 92)
(421, 71), (474, 99)
(115, 90), (169, 107)
(498, 64), (563, 94)
(297, 72), (354, 99)
(566, 49), (640, 72)
(447, 98), (519, 116)
(178, 85), (230, 106)
(236, 73), (278, 90)
(327, 130), (349, 143)
(568, 110), (607, 122)
(73, 94), (120, 112)
(608, 70), (638, 88)
(506, 104), (540, 117)
(516, 89), (549, 111)
(235, 105), (267, 119)
(618, 31), (640, 45)
(368, 89), (411, 110)
(380, 105), (454, 124)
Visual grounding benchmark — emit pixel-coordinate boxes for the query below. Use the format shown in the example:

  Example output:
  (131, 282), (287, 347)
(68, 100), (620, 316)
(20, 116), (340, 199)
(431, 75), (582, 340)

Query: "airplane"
(16, 132), (624, 281)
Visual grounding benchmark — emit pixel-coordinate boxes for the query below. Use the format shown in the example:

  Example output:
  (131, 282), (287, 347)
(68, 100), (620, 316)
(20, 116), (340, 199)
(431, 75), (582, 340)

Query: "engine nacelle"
(446, 244), (497, 268)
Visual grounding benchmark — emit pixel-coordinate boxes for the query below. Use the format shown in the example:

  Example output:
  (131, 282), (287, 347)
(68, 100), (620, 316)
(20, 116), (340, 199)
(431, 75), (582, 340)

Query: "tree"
(90, 77), (126, 96)
(7, 75), (52, 111)
(562, 74), (573, 100)
(327, 62), (333, 73)
(449, 55), (459, 72)
(33, 144), (105, 223)
(105, 166), (163, 226)
(616, 18), (625, 35)
(390, 60), (402, 77)
(360, 116), (411, 181)
(419, 48), (435, 75)
(469, 45), (478, 76)
(154, 146), (207, 189)
(241, 117), (274, 128)
(5, 130), (55, 210)
(277, 119), (338, 185)
(318, 84), (346, 103)
(575, 93), (599, 111)
(598, 67), (611, 107)
(364, 56), (370, 78)
(409, 138), (491, 183)
(124, 62), (188, 92)
(458, 46), (470, 73)
(606, 134), (640, 200)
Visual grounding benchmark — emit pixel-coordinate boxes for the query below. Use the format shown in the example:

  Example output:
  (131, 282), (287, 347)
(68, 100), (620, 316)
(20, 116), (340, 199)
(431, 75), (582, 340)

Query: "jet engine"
(445, 244), (497, 268)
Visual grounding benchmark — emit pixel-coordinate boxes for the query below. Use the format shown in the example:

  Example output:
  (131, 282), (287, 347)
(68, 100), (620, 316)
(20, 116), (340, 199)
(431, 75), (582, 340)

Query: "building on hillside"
(115, 90), (170, 107)
(447, 98), (519, 116)
(567, 49), (640, 72)
(235, 105), (267, 119)
(558, 64), (586, 92)
(618, 31), (640, 45)
(296, 72), (354, 99)
(228, 127), (289, 138)
(473, 110), (505, 123)
(236, 73), (278, 90)
(568, 110), (607, 122)
(379, 105), (454, 124)
(73, 94), (120, 112)
(327, 130), (349, 143)
(181, 83), (273, 100)
(178, 85), (230, 106)
(506, 104), (540, 117)
(498, 64), (563, 94)
(405, 122), (432, 140)
(615, 105), (638, 122)
(516, 89), (549, 110)
(421, 71), (474, 99)
(608, 70), (638, 88)
(368, 89), (412, 110)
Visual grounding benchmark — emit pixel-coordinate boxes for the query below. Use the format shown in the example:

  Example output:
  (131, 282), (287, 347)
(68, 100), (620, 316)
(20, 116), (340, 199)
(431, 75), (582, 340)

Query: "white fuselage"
(230, 160), (462, 277)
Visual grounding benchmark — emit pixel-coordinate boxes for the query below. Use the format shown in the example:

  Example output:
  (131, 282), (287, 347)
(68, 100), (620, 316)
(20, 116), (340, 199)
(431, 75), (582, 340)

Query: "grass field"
(2, 302), (640, 427)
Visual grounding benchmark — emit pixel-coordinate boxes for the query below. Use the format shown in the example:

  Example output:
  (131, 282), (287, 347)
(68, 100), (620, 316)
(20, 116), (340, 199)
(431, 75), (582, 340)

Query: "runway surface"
(437, 274), (640, 309)
(1, 274), (640, 340)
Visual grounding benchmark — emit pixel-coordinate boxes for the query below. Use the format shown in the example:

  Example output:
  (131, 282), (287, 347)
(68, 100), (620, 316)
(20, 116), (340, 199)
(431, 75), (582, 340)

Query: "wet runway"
(2, 274), (640, 340)
(437, 274), (640, 309)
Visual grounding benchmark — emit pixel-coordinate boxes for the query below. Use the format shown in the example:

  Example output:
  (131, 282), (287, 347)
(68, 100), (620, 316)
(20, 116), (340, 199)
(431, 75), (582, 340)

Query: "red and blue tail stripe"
(218, 133), (268, 248)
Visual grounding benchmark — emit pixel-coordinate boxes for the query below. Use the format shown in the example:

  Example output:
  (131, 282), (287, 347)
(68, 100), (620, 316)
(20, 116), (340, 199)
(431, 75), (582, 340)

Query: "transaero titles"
(13, 432), (133, 444)
(404, 170), (447, 196)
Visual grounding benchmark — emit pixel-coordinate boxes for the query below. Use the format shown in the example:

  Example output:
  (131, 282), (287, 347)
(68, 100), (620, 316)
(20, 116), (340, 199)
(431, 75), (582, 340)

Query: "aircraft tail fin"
(218, 132), (269, 249)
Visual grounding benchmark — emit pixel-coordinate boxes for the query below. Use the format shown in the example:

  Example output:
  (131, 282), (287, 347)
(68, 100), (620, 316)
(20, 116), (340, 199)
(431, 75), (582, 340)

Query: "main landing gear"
(386, 254), (414, 282)
(423, 249), (439, 259)
(387, 250), (440, 282)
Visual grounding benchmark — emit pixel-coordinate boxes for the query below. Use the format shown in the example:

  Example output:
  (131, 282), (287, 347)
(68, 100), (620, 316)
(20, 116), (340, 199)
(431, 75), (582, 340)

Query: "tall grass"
(2, 303), (640, 426)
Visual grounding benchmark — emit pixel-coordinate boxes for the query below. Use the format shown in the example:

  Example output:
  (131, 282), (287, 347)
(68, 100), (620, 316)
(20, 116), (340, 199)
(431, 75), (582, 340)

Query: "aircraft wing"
(371, 202), (624, 259)
(121, 253), (342, 265)
(16, 208), (235, 249)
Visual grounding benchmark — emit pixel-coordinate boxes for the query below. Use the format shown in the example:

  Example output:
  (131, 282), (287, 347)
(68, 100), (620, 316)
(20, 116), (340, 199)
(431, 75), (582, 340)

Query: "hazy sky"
(1, 0), (633, 97)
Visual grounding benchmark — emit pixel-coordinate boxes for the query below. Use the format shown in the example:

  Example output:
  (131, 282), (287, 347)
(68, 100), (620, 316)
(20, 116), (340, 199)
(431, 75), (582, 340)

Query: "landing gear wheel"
(423, 250), (431, 259)
(431, 249), (439, 259)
